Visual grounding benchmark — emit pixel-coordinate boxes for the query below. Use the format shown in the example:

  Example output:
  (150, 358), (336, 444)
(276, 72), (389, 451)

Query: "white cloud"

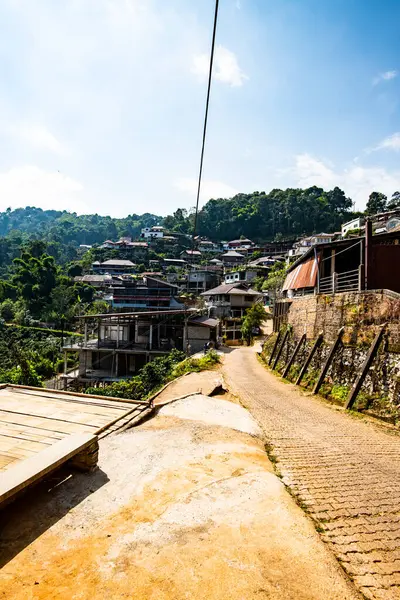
(8, 123), (66, 154)
(291, 153), (400, 210)
(0, 166), (87, 213)
(175, 177), (239, 202)
(370, 132), (400, 152)
(373, 70), (398, 85)
(192, 45), (248, 87)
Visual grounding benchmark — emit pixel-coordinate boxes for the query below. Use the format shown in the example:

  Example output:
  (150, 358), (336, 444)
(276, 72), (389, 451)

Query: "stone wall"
(263, 330), (400, 423)
(286, 290), (400, 347)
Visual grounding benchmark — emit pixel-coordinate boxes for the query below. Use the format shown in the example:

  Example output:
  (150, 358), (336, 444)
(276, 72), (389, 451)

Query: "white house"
(141, 226), (164, 239)
(341, 217), (365, 237)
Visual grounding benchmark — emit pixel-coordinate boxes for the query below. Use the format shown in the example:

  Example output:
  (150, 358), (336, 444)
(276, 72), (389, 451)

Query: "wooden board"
(0, 385), (146, 475)
(0, 433), (96, 506)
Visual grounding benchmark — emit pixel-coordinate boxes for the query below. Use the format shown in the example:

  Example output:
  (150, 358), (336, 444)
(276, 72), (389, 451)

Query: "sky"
(0, 0), (400, 217)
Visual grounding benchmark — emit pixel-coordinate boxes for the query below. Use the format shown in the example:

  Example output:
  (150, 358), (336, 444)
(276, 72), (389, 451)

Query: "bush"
(85, 349), (220, 400)
(0, 299), (15, 322)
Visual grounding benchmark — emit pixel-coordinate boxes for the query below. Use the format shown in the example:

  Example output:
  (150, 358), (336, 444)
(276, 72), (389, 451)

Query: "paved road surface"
(223, 346), (400, 600)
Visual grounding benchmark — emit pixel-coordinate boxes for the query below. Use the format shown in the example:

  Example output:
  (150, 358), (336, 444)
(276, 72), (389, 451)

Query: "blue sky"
(0, 0), (399, 216)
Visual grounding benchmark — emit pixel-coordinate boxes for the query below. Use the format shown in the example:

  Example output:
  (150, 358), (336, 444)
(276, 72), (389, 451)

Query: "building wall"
(188, 325), (211, 353)
(369, 245), (400, 293)
(284, 290), (400, 346)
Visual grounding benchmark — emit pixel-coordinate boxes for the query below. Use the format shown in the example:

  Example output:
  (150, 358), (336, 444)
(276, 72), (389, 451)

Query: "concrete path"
(222, 346), (400, 600)
(0, 394), (358, 600)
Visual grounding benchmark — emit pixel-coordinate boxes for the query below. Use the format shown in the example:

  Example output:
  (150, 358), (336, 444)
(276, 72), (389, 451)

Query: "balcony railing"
(318, 269), (360, 295)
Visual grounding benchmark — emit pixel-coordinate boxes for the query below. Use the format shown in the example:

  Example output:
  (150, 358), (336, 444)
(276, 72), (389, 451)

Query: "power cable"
(191, 0), (219, 246)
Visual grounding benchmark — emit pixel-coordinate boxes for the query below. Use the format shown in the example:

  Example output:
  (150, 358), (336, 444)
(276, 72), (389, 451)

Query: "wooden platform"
(0, 385), (148, 476)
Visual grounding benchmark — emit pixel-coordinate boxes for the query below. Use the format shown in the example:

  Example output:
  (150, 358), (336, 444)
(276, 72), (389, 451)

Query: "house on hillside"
(140, 225), (164, 239)
(202, 283), (263, 319)
(99, 240), (149, 261)
(227, 238), (254, 250)
(181, 249), (202, 262)
(110, 276), (182, 311)
(341, 217), (365, 237)
(92, 259), (137, 275)
(74, 274), (121, 291)
(247, 256), (277, 268)
(187, 269), (221, 294)
(62, 309), (219, 384)
(201, 283), (263, 342)
(221, 250), (245, 268)
(289, 233), (336, 258)
(196, 239), (221, 253)
(224, 267), (268, 285)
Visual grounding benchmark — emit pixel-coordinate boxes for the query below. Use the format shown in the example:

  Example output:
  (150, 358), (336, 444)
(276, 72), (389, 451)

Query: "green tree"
(262, 261), (287, 302)
(241, 303), (268, 345)
(0, 299), (15, 322)
(387, 191), (400, 210)
(366, 192), (387, 215)
(67, 262), (83, 277)
(12, 252), (58, 317)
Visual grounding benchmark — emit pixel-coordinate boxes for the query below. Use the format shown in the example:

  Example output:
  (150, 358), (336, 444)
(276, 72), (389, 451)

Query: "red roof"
(282, 255), (320, 291)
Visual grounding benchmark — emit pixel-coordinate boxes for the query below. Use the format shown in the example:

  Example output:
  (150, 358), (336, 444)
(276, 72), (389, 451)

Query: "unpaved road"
(0, 393), (358, 600)
(223, 345), (400, 600)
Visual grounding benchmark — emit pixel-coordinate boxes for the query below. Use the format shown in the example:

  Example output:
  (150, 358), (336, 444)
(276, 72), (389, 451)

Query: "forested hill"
(0, 185), (390, 247)
(0, 207), (161, 245)
(164, 186), (357, 241)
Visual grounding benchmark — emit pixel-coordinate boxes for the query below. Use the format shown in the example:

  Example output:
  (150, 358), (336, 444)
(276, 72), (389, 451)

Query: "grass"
(171, 350), (221, 378)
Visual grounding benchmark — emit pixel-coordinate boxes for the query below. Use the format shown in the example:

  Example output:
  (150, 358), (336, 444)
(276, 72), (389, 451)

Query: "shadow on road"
(0, 465), (109, 568)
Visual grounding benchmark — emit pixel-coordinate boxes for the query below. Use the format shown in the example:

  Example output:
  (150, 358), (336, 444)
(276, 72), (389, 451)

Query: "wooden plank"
(272, 329), (290, 371)
(268, 331), (281, 366)
(0, 411), (98, 433)
(296, 333), (323, 386)
(345, 325), (386, 410)
(0, 433), (97, 505)
(0, 403), (111, 429)
(7, 384), (149, 405)
(10, 389), (130, 413)
(313, 327), (344, 395)
(0, 393), (125, 421)
(282, 334), (306, 379)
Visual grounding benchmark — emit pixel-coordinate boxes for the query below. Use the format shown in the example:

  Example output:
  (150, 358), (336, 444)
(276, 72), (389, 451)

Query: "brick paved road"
(223, 347), (400, 600)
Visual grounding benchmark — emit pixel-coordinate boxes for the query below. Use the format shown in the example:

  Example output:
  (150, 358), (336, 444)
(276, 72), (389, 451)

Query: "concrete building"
(201, 283), (263, 319)
(201, 283), (263, 342)
(289, 233), (336, 258)
(62, 309), (219, 384)
(341, 217), (365, 237)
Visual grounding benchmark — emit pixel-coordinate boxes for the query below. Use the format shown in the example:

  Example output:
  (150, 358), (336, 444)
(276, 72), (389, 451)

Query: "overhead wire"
(191, 0), (219, 247)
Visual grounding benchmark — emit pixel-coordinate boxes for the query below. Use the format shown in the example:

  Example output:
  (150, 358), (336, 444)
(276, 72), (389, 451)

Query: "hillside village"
(3, 200), (400, 600)
(55, 207), (400, 389)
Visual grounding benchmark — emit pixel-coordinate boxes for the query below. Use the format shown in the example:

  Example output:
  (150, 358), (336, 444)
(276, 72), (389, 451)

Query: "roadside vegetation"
(85, 349), (221, 400)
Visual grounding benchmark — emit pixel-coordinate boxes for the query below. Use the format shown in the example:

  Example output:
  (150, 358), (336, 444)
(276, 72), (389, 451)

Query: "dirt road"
(223, 346), (400, 600)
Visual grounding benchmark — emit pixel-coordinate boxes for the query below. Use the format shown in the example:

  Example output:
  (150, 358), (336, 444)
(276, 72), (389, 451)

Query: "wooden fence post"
(272, 329), (290, 371)
(268, 331), (281, 366)
(313, 327), (344, 394)
(296, 332), (323, 386)
(345, 325), (386, 410)
(282, 333), (306, 379)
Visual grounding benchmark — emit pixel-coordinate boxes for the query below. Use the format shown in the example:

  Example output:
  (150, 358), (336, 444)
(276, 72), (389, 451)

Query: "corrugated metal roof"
(189, 316), (219, 328)
(282, 255), (319, 291)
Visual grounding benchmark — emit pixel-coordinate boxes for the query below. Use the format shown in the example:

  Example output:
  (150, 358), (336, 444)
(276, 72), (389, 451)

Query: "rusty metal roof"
(282, 255), (319, 291)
